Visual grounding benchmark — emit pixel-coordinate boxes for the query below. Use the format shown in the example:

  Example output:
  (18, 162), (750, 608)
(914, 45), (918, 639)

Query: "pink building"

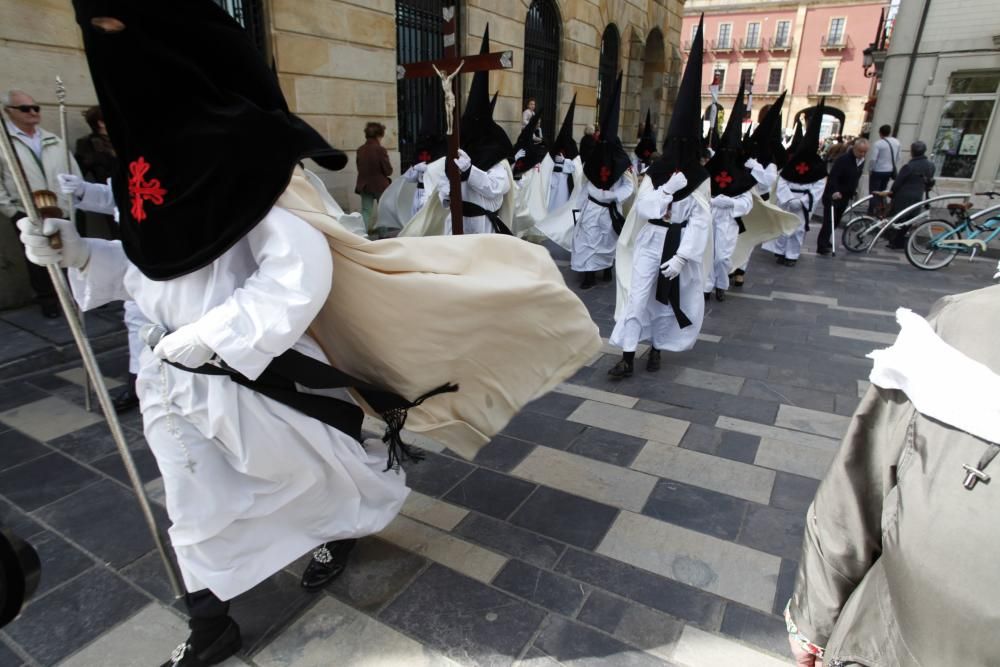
(681, 0), (887, 138)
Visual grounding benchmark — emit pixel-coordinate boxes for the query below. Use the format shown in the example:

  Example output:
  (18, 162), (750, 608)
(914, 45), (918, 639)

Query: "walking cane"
(0, 120), (183, 599)
(56, 77), (93, 413)
(830, 203), (837, 257)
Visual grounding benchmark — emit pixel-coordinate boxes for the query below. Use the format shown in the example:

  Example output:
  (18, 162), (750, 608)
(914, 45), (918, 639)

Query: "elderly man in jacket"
(817, 138), (867, 255)
(1, 89), (82, 317)
(786, 285), (1000, 666)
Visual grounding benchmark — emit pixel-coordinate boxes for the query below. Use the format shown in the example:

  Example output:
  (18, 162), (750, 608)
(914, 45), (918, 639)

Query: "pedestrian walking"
(355, 121), (393, 236)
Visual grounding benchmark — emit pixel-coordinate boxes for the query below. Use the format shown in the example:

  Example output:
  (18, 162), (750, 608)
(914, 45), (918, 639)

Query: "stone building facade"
(0, 0), (683, 307)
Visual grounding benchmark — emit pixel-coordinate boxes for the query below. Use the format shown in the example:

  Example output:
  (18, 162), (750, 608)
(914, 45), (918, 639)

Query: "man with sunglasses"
(1, 89), (82, 318)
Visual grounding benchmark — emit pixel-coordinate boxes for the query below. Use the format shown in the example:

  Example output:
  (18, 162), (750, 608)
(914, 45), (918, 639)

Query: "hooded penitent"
(459, 26), (514, 172)
(583, 71), (630, 189)
(788, 119), (804, 158)
(634, 109), (656, 165)
(780, 97), (827, 184)
(72, 0), (348, 280)
(646, 15), (709, 200)
(550, 94), (579, 160)
(414, 96), (447, 165)
(745, 90), (787, 168)
(512, 110), (547, 176)
(705, 78), (757, 198)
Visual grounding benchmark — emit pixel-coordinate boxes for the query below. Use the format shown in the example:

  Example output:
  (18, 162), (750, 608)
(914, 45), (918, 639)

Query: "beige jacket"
(790, 285), (1000, 666)
(0, 124), (81, 219)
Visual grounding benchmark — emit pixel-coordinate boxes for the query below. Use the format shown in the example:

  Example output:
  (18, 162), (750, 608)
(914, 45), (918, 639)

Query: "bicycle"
(841, 195), (886, 253)
(905, 192), (1000, 270)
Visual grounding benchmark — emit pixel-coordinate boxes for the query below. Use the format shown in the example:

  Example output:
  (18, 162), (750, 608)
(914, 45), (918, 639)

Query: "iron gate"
(597, 25), (620, 126)
(522, 0), (561, 142)
(396, 0), (448, 169)
(214, 0), (268, 55)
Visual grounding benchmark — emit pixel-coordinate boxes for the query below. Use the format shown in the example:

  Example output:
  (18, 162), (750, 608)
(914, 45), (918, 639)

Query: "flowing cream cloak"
(730, 190), (802, 269)
(279, 169), (602, 459)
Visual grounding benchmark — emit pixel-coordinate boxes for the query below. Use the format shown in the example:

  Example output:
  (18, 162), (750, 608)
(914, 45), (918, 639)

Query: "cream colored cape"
(398, 157), (516, 238)
(526, 155), (585, 251)
(375, 172), (417, 234)
(614, 177), (712, 321)
(731, 190), (801, 269)
(277, 168), (602, 459)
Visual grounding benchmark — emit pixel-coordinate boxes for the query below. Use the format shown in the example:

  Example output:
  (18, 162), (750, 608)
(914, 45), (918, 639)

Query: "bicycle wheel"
(906, 219), (961, 270)
(842, 215), (883, 253)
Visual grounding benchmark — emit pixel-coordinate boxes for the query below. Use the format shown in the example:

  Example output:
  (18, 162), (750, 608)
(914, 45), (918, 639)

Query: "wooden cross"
(397, 5), (513, 234)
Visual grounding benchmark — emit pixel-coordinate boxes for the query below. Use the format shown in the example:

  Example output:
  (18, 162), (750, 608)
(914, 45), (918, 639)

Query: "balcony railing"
(711, 38), (734, 51)
(821, 33), (852, 50)
(768, 36), (793, 51)
(808, 84), (848, 98)
(712, 85), (786, 97)
(739, 37), (763, 51)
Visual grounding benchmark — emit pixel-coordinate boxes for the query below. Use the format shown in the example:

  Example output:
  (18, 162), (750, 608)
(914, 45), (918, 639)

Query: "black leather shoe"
(817, 248), (832, 256)
(730, 271), (745, 287)
(646, 349), (661, 372)
(112, 374), (139, 413)
(40, 302), (60, 319)
(580, 273), (596, 290)
(162, 618), (241, 666)
(300, 539), (357, 591)
(607, 358), (634, 379)
(775, 255), (786, 264)
(715, 288), (725, 302)
(784, 259), (797, 267)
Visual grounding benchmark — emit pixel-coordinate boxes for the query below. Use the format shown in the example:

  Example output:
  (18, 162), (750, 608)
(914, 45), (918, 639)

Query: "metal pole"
(0, 121), (183, 599)
(56, 76), (93, 413)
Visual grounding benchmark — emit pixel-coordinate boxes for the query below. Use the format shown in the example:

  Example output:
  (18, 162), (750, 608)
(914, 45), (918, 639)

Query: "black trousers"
(818, 198), (849, 252)
(868, 171), (892, 214)
(9, 214), (57, 307)
(186, 589), (230, 623)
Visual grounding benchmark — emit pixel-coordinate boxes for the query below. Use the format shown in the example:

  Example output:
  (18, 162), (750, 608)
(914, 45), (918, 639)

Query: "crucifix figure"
(431, 61), (463, 136)
(397, 4), (513, 234)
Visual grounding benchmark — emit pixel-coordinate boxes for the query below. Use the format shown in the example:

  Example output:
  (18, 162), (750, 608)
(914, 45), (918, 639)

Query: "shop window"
(933, 72), (999, 178)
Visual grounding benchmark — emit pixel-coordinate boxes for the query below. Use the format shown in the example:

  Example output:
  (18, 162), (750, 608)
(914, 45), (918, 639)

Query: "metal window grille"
(213, 0), (267, 54)
(597, 25), (620, 120)
(522, 0), (561, 142)
(396, 0), (447, 168)
(768, 68), (782, 92)
(775, 21), (790, 47)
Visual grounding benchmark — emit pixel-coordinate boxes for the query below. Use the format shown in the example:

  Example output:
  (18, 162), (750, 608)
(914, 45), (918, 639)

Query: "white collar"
(869, 308), (1000, 443)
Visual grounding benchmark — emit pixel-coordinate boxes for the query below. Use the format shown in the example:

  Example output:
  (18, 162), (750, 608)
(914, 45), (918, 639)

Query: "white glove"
(554, 154), (565, 164)
(17, 217), (91, 269)
(744, 158), (763, 172)
(660, 255), (687, 280)
(455, 149), (472, 173)
(659, 171), (688, 196)
(153, 323), (216, 369)
(57, 173), (86, 198)
(561, 160), (575, 174)
(514, 149), (526, 161)
(413, 161), (428, 174)
(711, 195), (735, 209)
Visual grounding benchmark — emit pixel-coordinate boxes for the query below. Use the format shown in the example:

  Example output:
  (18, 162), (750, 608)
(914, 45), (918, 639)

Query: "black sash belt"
(649, 219), (693, 328)
(736, 216), (746, 234)
(554, 164), (575, 196)
(462, 202), (513, 235)
(171, 349), (457, 472)
(416, 181), (424, 190)
(588, 195), (625, 235)
(791, 187), (813, 231)
(760, 192), (770, 202)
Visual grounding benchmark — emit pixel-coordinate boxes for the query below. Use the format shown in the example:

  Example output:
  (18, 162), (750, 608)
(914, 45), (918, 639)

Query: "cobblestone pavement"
(0, 232), (993, 667)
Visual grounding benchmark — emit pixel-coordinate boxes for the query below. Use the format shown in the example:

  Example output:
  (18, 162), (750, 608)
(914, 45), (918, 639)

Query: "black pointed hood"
(414, 93), (446, 164)
(460, 26), (513, 170)
(490, 91), (499, 114)
(781, 97), (827, 184)
(71, 0), (347, 280)
(635, 109), (656, 165)
(512, 109), (547, 175)
(788, 119), (804, 156)
(745, 90), (786, 167)
(583, 71), (630, 188)
(706, 78), (756, 197)
(646, 14), (709, 200)
(550, 94), (579, 159)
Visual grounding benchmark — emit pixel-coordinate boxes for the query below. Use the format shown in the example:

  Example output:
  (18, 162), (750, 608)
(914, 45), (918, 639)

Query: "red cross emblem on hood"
(714, 171), (733, 188)
(417, 150), (432, 163)
(794, 161), (810, 175)
(599, 165), (611, 184)
(127, 157), (167, 223)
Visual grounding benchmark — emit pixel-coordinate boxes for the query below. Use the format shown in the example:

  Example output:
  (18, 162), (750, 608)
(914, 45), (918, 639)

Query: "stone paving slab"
(0, 228), (988, 666)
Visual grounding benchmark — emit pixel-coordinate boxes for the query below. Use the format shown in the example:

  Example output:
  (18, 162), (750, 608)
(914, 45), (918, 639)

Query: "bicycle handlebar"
(975, 191), (1000, 199)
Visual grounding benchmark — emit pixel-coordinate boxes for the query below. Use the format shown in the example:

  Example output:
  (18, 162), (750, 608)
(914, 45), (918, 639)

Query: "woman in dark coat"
(880, 141), (936, 249)
(74, 106), (118, 239)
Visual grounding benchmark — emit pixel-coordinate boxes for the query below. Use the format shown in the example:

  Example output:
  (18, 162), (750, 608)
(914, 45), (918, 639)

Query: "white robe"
(68, 208), (408, 601)
(610, 179), (711, 352)
(402, 164), (429, 219)
(571, 175), (635, 272)
(762, 177), (826, 260)
(547, 157), (575, 212)
(436, 161), (511, 234)
(705, 191), (753, 291)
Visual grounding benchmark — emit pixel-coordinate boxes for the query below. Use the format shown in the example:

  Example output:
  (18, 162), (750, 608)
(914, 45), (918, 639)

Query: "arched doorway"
(522, 0), (561, 141)
(597, 24), (620, 123)
(395, 0), (448, 168)
(640, 28), (666, 143)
